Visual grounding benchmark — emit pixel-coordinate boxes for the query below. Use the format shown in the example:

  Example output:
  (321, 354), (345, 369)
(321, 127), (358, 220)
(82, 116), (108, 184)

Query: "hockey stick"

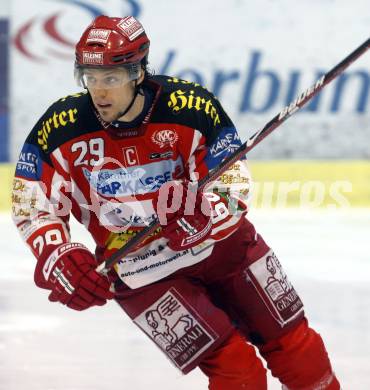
(97, 37), (370, 274)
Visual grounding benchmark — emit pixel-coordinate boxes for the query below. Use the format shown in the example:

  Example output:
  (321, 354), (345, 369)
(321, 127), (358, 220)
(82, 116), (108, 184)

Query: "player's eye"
(104, 76), (120, 86)
(84, 75), (97, 86)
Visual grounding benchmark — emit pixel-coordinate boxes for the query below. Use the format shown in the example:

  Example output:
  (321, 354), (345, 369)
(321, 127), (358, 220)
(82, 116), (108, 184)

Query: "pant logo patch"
(134, 288), (216, 370)
(246, 250), (304, 326)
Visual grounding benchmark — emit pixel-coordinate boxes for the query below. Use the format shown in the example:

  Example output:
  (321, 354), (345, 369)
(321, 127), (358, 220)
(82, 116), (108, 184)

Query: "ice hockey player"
(12, 15), (341, 389)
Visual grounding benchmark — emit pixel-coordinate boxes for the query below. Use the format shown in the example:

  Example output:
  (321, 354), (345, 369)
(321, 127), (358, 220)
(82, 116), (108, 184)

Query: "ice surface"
(1, 209), (369, 390)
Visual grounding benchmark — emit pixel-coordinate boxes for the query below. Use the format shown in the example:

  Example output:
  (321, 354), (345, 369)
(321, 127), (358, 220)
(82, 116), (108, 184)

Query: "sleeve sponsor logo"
(134, 289), (217, 372)
(210, 128), (241, 157)
(205, 127), (242, 169)
(86, 29), (111, 44)
(12, 178), (39, 218)
(151, 129), (178, 148)
(117, 16), (144, 41)
(82, 157), (184, 197)
(37, 108), (78, 151)
(16, 143), (42, 180)
(82, 51), (104, 65)
(216, 162), (251, 197)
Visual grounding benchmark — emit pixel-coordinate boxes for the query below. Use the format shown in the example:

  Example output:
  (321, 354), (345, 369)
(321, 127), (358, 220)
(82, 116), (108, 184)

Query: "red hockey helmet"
(76, 15), (150, 66)
(75, 15), (150, 87)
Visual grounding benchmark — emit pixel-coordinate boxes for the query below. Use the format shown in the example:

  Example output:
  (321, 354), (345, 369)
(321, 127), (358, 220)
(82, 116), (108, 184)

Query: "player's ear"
(137, 66), (145, 85)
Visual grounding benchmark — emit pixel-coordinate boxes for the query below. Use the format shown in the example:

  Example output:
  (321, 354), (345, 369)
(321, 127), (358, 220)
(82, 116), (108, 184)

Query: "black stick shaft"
(97, 37), (369, 273)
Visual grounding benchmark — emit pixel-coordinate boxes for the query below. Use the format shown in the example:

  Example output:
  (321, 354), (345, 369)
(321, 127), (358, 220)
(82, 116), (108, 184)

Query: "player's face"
(85, 68), (140, 122)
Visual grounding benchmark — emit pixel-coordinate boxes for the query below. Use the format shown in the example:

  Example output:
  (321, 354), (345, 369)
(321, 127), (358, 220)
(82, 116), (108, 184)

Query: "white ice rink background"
(1, 208), (370, 390)
(2, 0), (370, 389)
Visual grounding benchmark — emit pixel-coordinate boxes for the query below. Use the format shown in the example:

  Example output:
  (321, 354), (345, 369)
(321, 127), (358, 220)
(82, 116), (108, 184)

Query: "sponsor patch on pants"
(134, 288), (217, 371)
(245, 250), (304, 326)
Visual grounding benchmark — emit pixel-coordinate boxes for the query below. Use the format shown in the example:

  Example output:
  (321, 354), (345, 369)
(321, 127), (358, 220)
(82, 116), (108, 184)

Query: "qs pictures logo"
(13, 0), (141, 63)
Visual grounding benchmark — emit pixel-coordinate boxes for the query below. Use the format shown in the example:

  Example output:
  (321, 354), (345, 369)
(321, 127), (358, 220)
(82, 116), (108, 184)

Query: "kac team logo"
(151, 129), (179, 149)
(13, 0), (141, 62)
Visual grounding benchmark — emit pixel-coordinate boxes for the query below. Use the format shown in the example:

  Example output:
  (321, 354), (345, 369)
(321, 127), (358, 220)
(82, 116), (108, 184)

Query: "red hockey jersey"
(12, 75), (251, 288)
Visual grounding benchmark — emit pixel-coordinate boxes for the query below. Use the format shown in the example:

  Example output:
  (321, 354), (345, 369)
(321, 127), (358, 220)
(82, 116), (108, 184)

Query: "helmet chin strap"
(114, 80), (141, 121)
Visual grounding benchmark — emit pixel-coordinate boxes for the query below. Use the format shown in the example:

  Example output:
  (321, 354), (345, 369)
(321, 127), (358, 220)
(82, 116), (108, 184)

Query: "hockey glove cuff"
(34, 243), (114, 311)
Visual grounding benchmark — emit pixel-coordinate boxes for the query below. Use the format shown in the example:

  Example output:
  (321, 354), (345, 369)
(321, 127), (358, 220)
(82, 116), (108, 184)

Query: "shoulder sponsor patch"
(16, 143), (43, 180)
(37, 108), (78, 151)
(167, 88), (221, 127)
(205, 127), (241, 169)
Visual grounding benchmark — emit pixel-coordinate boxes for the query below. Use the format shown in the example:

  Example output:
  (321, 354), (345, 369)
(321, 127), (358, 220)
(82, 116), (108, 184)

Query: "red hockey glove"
(34, 243), (114, 311)
(154, 180), (213, 251)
